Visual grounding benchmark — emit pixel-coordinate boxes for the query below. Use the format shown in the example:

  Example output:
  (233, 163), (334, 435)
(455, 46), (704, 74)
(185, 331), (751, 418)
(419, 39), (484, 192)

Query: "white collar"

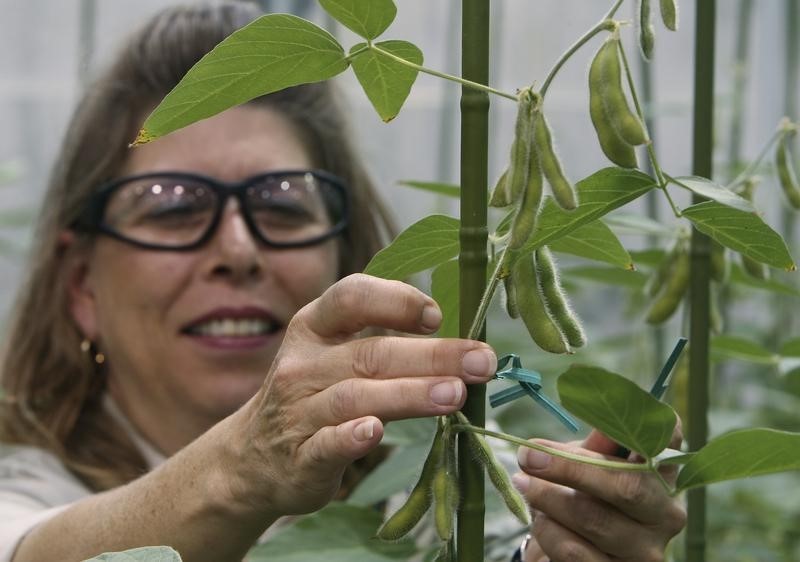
(102, 394), (167, 470)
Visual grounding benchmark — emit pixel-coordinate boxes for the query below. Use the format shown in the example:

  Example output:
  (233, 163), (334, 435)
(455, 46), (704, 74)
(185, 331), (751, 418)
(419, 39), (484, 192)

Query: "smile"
(184, 318), (280, 337)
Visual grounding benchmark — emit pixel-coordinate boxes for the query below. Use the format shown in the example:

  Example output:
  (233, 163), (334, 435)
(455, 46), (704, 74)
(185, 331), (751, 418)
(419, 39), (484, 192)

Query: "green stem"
(344, 44), (370, 61)
(604, 0), (626, 19)
(467, 250), (511, 340)
(369, 44), (517, 101)
(539, 16), (617, 98)
(452, 424), (653, 473)
(727, 128), (785, 191)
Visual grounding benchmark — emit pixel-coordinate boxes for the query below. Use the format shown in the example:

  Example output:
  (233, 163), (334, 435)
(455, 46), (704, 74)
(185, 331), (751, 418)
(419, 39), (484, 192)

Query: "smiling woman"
(0, 2), (500, 561)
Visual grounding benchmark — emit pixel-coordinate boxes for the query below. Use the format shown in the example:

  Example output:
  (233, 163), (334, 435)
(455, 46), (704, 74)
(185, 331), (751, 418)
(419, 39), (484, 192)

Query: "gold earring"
(80, 338), (106, 365)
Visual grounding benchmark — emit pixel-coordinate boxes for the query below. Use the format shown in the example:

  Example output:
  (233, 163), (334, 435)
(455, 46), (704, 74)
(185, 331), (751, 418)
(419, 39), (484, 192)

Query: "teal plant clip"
(489, 354), (580, 433)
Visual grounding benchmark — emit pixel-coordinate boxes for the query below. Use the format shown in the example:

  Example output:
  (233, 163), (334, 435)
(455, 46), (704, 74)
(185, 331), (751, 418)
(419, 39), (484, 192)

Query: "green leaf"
(676, 428), (800, 492)
(431, 259), (459, 338)
(381, 417), (436, 446)
(248, 503), (417, 561)
(350, 41), (423, 122)
(319, 0), (396, 39)
(557, 365), (677, 459)
(780, 338), (800, 358)
(561, 265), (648, 289)
(518, 168), (657, 255)
(729, 263), (800, 297)
(682, 201), (796, 271)
(670, 175), (755, 213)
(549, 220), (633, 270)
(604, 212), (676, 237)
(398, 180), (460, 198)
(348, 442), (429, 506)
(135, 15), (347, 144)
(711, 335), (778, 365)
(364, 215), (459, 280)
(86, 547), (182, 562)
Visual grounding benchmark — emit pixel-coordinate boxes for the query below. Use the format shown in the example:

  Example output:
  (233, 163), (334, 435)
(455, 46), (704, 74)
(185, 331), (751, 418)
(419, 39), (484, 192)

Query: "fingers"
(303, 377), (467, 429)
(516, 440), (679, 526)
(295, 274), (443, 339)
(528, 512), (612, 562)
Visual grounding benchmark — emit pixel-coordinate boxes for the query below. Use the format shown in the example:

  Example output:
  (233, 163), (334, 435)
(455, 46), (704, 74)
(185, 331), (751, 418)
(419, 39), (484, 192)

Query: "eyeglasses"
(73, 170), (349, 250)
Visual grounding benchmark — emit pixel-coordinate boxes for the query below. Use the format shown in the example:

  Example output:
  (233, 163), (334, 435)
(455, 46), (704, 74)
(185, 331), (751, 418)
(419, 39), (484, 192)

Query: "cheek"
(272, 243), (339, 308)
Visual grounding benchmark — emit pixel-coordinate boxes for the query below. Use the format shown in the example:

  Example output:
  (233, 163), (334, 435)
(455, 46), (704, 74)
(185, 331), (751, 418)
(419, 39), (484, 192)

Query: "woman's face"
(70, 105), (340, 452)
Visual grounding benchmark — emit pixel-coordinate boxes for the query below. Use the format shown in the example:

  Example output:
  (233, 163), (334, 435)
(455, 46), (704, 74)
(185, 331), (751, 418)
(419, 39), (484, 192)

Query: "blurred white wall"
(0, 0), (796, 324)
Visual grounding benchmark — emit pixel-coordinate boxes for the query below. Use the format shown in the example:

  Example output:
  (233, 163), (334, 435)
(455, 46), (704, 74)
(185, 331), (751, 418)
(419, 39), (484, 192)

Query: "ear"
(61, 230), (99, 340)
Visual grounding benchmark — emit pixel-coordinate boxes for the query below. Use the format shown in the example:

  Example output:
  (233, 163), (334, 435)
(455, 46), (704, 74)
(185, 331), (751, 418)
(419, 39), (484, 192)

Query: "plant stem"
(369, 44), (517, 101)
(727, 128), (784, 191)
(452, 424), (653, 473)
(539, 15), (616, 98)
(604, 0), (625, 19)
(467, 250), (511, 340)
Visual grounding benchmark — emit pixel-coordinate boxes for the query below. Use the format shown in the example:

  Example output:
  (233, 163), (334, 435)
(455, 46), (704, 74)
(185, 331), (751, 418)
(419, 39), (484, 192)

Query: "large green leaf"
(604, 212), (676, 237)
(711, 335), (778, 365)
(780, 337), (800, 358)
(549, 220), (633, 269)
(561, 265), (648, 289)
(398, 180), (460, 198)
(431, 259), (459, 338)
(248, 503), (417, 561)
(86, 547), (182, 562)
(517, 168), (657, 255)
(557, 365), (677, 459)
(364, 215), (458, 279)
(350, 41), (422, 122)
(135, 15), (348, 144)
(729, 263), (800, 297)
(682, 201), (796, 271)
(347, 442), (429, 506)
(670, 175), (755, 213)
(319, 0), (396, 39)
(676, 429), (800, 492)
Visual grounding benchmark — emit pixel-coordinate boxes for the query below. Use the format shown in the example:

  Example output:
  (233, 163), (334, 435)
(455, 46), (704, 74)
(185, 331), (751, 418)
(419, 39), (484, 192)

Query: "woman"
(0, 2), (684, 561)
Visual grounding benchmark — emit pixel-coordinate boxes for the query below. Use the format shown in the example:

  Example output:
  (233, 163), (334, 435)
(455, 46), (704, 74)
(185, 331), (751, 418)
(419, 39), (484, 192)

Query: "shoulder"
(0, 443), (91, 508)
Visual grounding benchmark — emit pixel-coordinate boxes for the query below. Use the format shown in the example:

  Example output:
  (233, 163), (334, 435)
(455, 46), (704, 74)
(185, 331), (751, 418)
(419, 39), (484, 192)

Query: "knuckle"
(330, 274), (368, 312)
(614, 471), (652, 507)
(571, 495), (610, 538)
(552, 540), (589, 562)
(664, 501), (688, 537)
(640, 546), (666, 562)
(352, 339), (390, 379)
(329, 379), (359, 420)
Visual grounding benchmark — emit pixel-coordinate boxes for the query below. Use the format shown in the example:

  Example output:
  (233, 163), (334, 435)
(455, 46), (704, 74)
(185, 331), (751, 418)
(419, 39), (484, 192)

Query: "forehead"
(120, 105), (314, 180)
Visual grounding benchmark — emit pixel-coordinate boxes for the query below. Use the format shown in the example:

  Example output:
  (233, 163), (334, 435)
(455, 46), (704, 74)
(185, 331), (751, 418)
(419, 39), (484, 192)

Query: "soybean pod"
(508, 111), (544, 250)
(589, 41), (639, 168)
(503, 89), (535, 206)
(741, 254), (770, 280)
(376, 423), (443, 540)
(535, 247), (586, 348)
(596, 38), (649, 146)
(534, 111), (577, 210)
(660, 0), (679, 31)
(710, 240), (730, 284)
(489, 169), (512, 208)
(645, 246), (690, 324)
(503, 273), (520, 319)
(512, 252), (570, 354)
(776, 132), (800, 210)
(639, 0), (655, 60)
(644, 241), (680, 298)
(432, 423), (458, 541)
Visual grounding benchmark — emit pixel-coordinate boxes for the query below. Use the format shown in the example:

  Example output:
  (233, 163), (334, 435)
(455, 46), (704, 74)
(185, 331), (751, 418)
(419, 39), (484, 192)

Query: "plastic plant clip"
(489, 354), (580, 432)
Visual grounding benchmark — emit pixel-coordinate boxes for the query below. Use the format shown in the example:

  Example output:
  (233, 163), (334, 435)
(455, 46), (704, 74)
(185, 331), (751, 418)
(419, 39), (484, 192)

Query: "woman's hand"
(229, 274), (497, 518)
(514, 425), (686, 562)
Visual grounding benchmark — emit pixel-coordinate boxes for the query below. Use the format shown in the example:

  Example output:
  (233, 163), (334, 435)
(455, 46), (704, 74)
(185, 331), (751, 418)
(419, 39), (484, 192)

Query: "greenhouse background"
(1, 0), (798, 560)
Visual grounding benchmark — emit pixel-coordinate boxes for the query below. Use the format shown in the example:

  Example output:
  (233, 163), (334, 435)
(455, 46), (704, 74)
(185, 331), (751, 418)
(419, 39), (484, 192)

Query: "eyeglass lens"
(102, 173), (342, 247)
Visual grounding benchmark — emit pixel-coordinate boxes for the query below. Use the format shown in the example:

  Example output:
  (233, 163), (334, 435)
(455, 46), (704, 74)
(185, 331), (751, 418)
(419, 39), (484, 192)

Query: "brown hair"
(0, 1), (395, 492)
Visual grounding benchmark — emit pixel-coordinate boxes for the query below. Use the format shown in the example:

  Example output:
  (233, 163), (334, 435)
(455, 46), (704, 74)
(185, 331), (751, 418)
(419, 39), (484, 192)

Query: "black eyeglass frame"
(73, 169), (350, 251)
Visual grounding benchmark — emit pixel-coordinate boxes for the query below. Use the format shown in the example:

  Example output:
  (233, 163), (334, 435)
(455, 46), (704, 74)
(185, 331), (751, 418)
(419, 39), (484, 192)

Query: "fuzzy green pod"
(503, 89), (536, 206)
(639, 0), (655, 60)
(508, 119), (544, 250)
(376, 425), (443, 540)
(462, 426), (530, 526)
(534, 112), (577, 210)
(432, 430), (458, 541)
(489, 169), (511, 208)
(741, 254), (770, 280)
(710, 291), (724, 334)
(660, 0), (678, 31)
(776, 133), (800, 210)
(710, 240), (730, 284)
(535, 247), (586, 347)
(512, 252), (571, 354)
(644, 242), (680, 297)
(645, 247), (690, 324)
(503, 274), (520, 319)
(598, 38), (649, 146)
(589, 42), (639, 168)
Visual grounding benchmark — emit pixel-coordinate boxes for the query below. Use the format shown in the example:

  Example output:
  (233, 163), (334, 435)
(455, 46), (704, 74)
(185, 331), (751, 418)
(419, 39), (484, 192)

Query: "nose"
(204, 197), (263, 283)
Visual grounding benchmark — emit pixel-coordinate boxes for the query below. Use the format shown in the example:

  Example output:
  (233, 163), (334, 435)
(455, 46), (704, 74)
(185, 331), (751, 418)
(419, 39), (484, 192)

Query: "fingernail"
(462, 348), (497, 378)
(518, 448), (551, 471)
(512, 472), (531, 493)
(421, 302), (442, 332)
(353, 419), (376, 441)
(430, 381), (462, 406)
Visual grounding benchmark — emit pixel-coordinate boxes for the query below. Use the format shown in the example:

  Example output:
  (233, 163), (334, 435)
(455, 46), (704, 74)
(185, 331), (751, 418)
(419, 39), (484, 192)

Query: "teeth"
(191, 318), (275, 337)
